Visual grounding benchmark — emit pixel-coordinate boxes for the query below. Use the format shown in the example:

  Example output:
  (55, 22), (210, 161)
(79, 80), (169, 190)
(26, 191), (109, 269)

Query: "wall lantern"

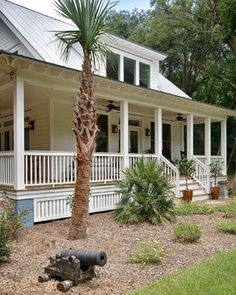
(29, 120), (35, 131)
(112, 125), (118, 134)
(145, 128), (150, 136)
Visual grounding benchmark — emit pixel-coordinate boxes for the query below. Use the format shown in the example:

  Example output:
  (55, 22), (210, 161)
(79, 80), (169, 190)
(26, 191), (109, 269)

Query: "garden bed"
(0, 210), (235, 295)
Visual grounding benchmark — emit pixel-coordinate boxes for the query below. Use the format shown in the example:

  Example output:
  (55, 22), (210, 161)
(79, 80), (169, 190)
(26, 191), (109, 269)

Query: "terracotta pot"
(211, 186), (220, 199)
(182, 190), (193, 202)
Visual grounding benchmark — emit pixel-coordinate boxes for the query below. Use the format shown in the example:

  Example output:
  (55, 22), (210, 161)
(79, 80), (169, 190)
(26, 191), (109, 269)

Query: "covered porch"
(0, 52), (234, 224)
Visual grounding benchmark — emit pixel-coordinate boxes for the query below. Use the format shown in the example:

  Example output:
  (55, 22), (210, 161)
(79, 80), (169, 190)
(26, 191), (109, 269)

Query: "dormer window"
(139, 62), (150, 88)
(124, 57), (135, 84)
(106, 52), (120, 81)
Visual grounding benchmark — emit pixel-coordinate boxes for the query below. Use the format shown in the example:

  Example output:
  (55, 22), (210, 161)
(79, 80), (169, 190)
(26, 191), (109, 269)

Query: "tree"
(54, 0), (116, 240)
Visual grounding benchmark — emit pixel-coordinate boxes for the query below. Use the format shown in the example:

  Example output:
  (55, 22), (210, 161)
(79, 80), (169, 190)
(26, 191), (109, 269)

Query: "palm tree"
(54, 0), (117, 239)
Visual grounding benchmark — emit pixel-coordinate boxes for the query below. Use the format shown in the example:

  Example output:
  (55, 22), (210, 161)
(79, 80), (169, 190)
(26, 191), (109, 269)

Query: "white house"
(0, 0), (235, 226)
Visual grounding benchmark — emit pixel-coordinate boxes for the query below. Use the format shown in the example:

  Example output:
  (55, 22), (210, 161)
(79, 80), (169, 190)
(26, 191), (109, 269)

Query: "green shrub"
(218, 220), (236, 234)
(0, 192), (28, 241)
(176, 201), (214, 216)
(128, 240), (164, 264)
(114, 158), (176, 225)
(0, 240), (10, 262)
(173, 223), (201, 243)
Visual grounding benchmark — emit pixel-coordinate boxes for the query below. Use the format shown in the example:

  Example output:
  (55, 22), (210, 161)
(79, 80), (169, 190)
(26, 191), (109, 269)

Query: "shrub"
(218, 220), (236, 234)
(175, 201), (214, 216)
(128, 240), (164, 264)
(0, 240), (10, 262)
(114, 158), (176, 225)
(0, 192), (28, 241)
(173, 223), (201, 243)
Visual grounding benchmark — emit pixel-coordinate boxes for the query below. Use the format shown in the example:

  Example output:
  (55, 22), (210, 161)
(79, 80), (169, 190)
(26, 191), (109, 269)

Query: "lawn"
(131, 248), (236, 295)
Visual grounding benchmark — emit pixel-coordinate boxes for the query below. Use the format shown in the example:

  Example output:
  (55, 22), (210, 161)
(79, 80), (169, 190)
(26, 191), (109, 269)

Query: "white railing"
(24, 151), (123, 186)
(25, 151), (76, 186)
(211, 155), (224, 165)
(0, 152), (14, 186)
(128, 154), (180, 196)
(91, 153), (123, 183)
(192, 156), (210, 192)
(195, 155), (207, 165)
(129, 154), (159, 167)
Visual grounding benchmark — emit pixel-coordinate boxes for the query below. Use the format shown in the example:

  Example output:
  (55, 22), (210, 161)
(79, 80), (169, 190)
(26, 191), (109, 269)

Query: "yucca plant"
(115, 158), (176, 225)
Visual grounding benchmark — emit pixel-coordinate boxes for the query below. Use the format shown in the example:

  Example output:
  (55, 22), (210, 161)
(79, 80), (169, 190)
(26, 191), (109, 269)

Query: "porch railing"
(192, 156), (210, 192)
(24, 151), (123, 186)
(0, 152), (14, 186)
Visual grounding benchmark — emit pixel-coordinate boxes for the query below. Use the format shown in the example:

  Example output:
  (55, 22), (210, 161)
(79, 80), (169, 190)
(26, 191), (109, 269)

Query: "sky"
(10, 0), (151, 19)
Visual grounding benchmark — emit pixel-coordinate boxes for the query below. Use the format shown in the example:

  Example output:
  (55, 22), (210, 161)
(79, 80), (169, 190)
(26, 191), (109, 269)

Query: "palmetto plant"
(115, 158), (176, 225)
(54, 0), (117, 239)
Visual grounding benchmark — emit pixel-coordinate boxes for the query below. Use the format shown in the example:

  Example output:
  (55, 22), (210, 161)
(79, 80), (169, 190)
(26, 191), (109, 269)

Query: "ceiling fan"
(175, 113), (186, 122)
(105, 100), (120, 112)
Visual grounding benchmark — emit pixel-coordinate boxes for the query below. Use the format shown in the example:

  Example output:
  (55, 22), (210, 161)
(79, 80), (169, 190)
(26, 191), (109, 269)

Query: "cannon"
(38, 248), (107, 292)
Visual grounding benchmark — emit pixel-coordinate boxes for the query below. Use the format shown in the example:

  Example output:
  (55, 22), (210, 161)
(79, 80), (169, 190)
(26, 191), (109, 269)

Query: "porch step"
(179, 179), (210, 200)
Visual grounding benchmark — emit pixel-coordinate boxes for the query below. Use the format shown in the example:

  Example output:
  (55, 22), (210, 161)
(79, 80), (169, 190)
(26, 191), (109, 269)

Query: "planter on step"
(211, 186), (220, 199)
(182, 189), (193, 201)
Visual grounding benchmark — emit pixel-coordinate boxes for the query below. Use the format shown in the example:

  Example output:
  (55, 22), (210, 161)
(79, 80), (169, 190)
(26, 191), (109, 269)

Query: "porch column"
(135, 61), (140, 86)
(120, 100), (129, 168)
(154, 108), (162, 158)
(13, 76), (25, 190)
(119, 55), (124, 82)
(186, 114), (193, 159)
(205, 117), (211, 165)
(221, 119), (227, 175)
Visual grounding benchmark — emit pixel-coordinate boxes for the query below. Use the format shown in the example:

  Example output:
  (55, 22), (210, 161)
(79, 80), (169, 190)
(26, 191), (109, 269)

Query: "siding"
(52, 101), (74, 151)
(0, 18), (32, 56)
(30, 102), (50, 150)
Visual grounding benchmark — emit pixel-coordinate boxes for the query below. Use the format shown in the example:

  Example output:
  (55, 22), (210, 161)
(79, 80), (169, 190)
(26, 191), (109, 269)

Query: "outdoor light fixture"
(112, 125), (118, 134)
(29, 120), (35, 131)
(145, 128), (150, 136)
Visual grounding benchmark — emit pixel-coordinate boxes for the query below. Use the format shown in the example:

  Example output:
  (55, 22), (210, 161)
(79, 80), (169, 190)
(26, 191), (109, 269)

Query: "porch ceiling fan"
(105, 100), (120, 112)
(175, 113), (186, 122)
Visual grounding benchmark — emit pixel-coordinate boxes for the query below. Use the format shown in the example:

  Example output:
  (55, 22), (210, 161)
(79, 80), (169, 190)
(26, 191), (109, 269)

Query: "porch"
(0, 53), (232, 225)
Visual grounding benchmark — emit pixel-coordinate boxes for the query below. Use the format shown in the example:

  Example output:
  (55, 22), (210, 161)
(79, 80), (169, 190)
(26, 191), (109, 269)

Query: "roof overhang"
(0, 51), (235, 120)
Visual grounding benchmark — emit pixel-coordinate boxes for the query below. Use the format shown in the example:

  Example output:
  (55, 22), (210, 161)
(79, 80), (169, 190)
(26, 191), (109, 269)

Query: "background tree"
(55, 0), (116, 240)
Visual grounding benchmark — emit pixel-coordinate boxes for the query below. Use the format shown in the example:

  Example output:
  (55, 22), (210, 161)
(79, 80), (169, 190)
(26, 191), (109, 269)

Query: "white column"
(13, 76), (25, 189)
(205, 117), (211, 165)
(221, 119), (227, 175)
(135, 61), (140, 86)
(154, 108), (162, 157)
(119, 55), (124, 82)
(187, 114), (193, 159)
(120, 100), (129, 168)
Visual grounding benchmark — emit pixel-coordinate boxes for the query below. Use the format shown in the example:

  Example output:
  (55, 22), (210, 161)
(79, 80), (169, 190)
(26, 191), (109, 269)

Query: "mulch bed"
(0, 211), (235, 295)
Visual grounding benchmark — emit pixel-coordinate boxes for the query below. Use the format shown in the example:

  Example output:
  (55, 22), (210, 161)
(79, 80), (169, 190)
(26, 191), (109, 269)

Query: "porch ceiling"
(0, 51), (236, 120)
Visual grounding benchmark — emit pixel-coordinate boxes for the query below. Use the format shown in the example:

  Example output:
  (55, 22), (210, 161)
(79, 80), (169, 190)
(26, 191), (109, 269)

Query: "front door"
(129, 129), (139, 153)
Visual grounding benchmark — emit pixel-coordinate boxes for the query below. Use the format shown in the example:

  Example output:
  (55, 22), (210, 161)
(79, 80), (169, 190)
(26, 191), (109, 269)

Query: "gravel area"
(0, 211), (235, 295)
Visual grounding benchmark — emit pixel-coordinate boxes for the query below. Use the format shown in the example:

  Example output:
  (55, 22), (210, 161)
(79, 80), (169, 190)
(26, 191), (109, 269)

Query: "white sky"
(9, 0), (151, 19)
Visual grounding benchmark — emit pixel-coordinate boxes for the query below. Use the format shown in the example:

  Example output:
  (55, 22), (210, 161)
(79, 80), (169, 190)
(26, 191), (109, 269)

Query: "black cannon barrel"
(55, 249), (107, 267)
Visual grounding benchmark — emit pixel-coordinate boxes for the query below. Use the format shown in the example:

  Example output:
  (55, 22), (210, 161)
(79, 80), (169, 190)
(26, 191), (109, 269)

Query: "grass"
(128, 240), (164, 264)
(218, 220), (236, 234)
(173, 223), (201, 243)
(176, 198), (236, 216)
(130, 248), (236, 295)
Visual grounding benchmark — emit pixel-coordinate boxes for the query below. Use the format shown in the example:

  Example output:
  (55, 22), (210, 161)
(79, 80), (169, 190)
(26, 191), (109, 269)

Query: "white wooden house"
(0, 0), (235, 225)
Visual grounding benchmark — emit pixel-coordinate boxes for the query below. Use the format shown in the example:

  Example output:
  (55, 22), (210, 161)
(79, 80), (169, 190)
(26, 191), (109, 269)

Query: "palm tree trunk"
(68, 56), (98, 240)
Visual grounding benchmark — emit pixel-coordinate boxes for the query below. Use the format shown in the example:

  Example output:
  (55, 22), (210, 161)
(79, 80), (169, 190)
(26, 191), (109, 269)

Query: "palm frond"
(54, 0), (118, 61)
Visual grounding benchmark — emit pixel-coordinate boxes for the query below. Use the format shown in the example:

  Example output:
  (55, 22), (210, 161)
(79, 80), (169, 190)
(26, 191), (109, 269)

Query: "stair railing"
(191, 156), (210, 192)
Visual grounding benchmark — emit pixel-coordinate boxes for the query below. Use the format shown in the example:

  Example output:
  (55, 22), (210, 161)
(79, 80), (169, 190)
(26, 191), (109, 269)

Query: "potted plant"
(209, 161), (222, 199)
(178, 159), (195, 201)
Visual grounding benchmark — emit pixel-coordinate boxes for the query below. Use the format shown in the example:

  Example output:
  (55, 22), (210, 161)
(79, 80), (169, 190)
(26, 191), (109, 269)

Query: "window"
(124, 57), (135, 84)
(194, 124), (205, 155)
(106, 52), (119, 81)
(96, 114), (108, 152)
(139, 62), (150, 88)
